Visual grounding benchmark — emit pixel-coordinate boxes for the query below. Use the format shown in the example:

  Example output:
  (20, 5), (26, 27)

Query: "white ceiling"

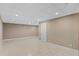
(0, 3), (79, 25)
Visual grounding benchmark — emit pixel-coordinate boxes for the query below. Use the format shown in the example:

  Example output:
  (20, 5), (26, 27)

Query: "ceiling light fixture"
(56, 12), (59, 15)
(16, 14), (19, 16)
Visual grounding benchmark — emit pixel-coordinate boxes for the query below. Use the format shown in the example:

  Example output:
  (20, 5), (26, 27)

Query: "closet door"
(71, 14), (79, 50)
(47, 14), (79, 50)
(39, 22), (48, 42)
(0, 17), (2, 49)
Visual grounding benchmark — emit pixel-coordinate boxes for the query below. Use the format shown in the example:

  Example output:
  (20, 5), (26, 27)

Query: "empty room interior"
(0, 3), (79, 56)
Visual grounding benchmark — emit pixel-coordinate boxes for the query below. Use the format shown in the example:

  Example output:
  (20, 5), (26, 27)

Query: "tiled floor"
(0, 37), (79, 56)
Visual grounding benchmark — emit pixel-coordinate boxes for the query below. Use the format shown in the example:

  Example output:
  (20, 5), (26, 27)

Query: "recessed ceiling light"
(16, 14), (19, 16)
(56, 12), (59, 15)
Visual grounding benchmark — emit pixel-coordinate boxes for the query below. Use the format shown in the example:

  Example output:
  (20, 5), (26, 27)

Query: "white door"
(39, 22), (48, 42)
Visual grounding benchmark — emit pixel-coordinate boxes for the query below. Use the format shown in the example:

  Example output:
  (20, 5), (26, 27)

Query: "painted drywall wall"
(45, 13), (79, 50)
(3, 23), (38, 39)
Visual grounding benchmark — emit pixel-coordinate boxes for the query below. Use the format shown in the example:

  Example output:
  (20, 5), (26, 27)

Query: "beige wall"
(0, 17), (3, 46)
(3, 23), (38, 39)
(44, 13), (79, 50)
